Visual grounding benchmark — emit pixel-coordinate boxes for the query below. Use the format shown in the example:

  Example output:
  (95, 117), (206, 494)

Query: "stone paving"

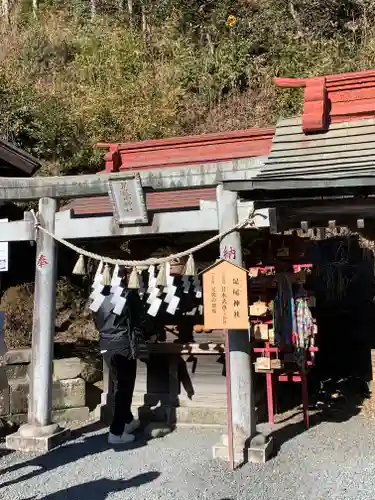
(1, 415), (375, 500)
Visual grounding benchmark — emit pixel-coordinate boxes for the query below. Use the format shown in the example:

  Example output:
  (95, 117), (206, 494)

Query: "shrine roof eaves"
(239, 116), (375, 198)
(275, 69), (375, 133)
(97, 127), (274, 172)
(0, 138), (41, 177)
(65, 127), (273, 216)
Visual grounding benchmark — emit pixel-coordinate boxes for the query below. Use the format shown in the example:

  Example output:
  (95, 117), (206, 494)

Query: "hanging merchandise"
(273, 275), (294, 347)
(294, 293), (314, 368)
(295, 298), (314, 349)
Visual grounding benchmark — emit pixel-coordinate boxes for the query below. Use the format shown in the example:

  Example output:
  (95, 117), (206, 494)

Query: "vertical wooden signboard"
(202, 259), (248, 330)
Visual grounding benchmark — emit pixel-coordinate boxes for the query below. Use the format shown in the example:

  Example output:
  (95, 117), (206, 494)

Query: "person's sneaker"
(108, 432), (135, 445)
(124, 419), (140, 434)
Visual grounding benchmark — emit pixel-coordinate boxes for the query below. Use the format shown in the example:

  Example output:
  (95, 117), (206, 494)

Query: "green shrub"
(1, 1), (375, 175)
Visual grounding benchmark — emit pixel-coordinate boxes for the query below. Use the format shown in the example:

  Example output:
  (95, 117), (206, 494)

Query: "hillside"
(1, 0), (375, 176)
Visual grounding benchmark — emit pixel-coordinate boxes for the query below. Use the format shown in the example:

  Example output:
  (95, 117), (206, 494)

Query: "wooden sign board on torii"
(202, 259), (249, 330)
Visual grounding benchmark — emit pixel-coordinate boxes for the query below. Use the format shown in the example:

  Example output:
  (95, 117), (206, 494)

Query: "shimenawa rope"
(30, 209), (264, 267)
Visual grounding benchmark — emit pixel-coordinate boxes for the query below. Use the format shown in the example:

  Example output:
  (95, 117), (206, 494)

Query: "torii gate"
(0, 159), (271, 464)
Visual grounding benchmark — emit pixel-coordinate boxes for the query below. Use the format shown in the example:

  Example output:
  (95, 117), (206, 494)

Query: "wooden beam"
(259, 200), (375, 233)
(254, 195), (375, 210)
(0, 203), (270, 242)
(225, 176), (375, 194)
(0, 157), (266, 201)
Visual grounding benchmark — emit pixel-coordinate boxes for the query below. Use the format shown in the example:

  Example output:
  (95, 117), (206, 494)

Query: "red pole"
(224, 328), (235, 470)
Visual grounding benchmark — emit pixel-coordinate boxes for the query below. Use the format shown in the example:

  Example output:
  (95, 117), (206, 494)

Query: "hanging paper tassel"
(156, 262), (167, 288)
(127, 267), (140, 289)
(72, 254), (86, 275)
(93, 261), (104, 286)
(184, 254), (196, 276)
(101, 264), (112, 286)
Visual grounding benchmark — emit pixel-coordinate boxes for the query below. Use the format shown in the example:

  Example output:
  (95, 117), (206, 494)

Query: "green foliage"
(1, 0), (375, 173)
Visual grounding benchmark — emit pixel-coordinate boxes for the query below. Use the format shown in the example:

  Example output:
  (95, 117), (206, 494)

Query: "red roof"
(64, 127), (274, 216)
(65, 69), (375, 216)
(62, 188), (217, 215)
(98, 127), (274, 172)
(275, 69), (375, 133)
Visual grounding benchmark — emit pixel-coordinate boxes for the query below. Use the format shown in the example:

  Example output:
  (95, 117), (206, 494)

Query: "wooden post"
(7, 198), (68, 451)
(214, 184), (272, 464)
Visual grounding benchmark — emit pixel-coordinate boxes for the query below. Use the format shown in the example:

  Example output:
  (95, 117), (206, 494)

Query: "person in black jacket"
(94, 286), (153, 444)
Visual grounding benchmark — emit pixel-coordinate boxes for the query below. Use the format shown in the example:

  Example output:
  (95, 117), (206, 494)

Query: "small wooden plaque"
(202, 259), (248, 330)
(255, 357), (271, 371)
(249, 300), (268, 317)
(252, 323), (269, 341)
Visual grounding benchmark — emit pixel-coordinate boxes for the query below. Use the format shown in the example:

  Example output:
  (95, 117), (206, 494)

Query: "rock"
(53, 358), (83, 381)
(0, 418), (18, 438)
(4, 349), (31, 365)
(251, 432), (267, 447)
(80, 361), (102, 384)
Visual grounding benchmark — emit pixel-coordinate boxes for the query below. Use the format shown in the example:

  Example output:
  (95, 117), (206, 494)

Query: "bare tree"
(127, 0), (133, 25)
(1, 0), (9, 24)
(32, 0), (38, 18)
(90, 0), (96, 20)
(288, 0), (304, 39)
(141, 0), (147, 39)
(117, 0), (124, 14)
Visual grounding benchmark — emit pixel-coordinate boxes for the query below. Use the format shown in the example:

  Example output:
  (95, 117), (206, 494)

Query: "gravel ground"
(1, 416), (375, 500)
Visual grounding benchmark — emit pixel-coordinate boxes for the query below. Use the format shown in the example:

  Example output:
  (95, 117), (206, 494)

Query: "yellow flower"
(226, 15), (237, 28)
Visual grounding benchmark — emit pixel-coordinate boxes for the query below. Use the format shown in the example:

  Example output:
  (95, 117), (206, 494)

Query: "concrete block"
(6, 428), (70, 453)
(4, 413), (27, 425)
(52, 378), (86, 410)
(9, 378), (86, 415)
(5, 364), (28, 380)
(4, 349), (31, 365)
(212, 434), (273, 466)
(0, 387), (10, 416)
(248, 436), (273, 464)
(9, 379), (28, 414)
(53, 358), (83, 381)
(175, 406), (227, 425)
(212, 441), (246, 466)
(136, 403), (227, 427)
(52, 406), (90, 423)
(6, 407), (90, 426)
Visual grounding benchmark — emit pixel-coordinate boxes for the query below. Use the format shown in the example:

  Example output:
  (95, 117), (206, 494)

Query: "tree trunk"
(288, 0), (304, 39)
(141, 1), (147, 40)
(126, 0), (133, 24)
(32, 0), (38, 18)
(90, 0), (96, 21)
(1, 0), (9, 24)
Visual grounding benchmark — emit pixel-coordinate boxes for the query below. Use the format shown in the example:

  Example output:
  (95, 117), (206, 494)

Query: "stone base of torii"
(0, 169), (271, 465)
